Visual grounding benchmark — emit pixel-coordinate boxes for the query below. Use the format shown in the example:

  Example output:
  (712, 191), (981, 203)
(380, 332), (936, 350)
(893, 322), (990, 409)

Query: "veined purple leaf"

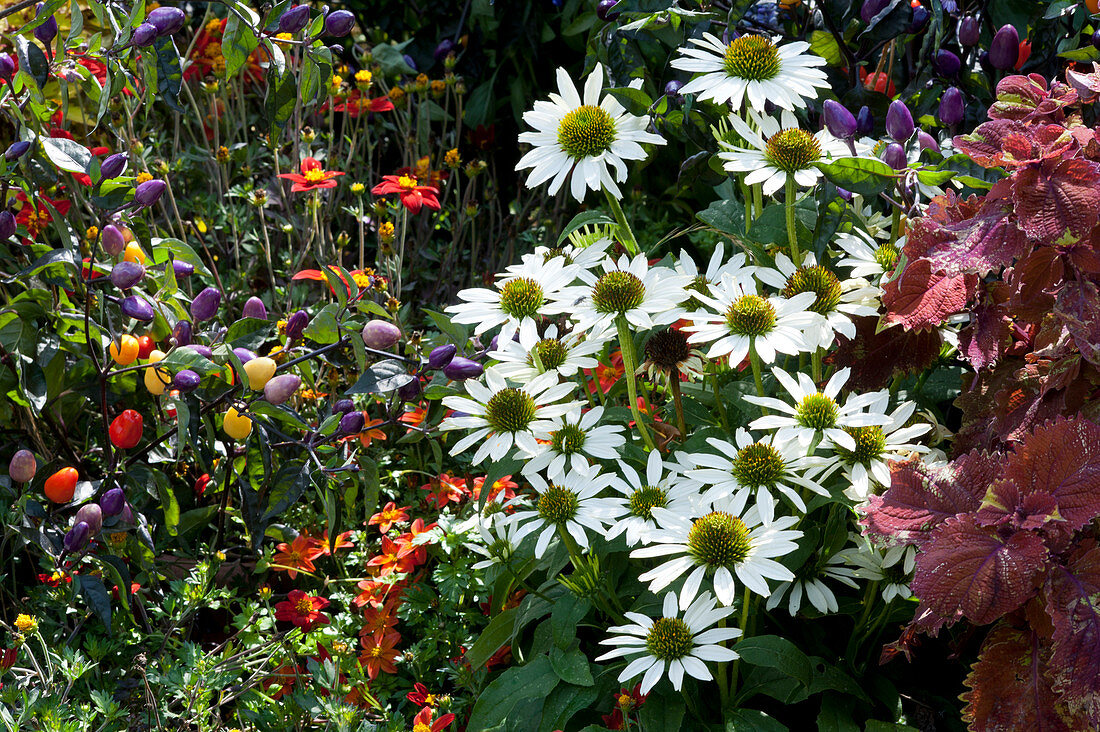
(1045, 542), (1100, 725)
(1012, 158), (1100, 242)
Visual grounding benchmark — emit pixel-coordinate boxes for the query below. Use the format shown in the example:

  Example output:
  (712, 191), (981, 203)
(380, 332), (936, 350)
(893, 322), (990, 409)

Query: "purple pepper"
(938, 86), (965, 126)
(885, 100), (914, 143)
(278, 5), (310, 33)
(989, 25), (1019, 70)
(0, 211), (15, 241)
(856, 106), (873, 137)
(883, 142), (907, 170)
(64, 521), (90, 552)
(324, 9), (354, 36)
(134, 179), (167, 208)
(100, 153), (128, 179)
(34, 4), (57, 45)
(332, 399), (355, 415)
(110, 261), (145, 289)
(434, 39), (455, 64)
(173, 369), (201, 392)
(8, 449), (36, 483)
(173, 260), (194, 278)
(0, 53), (13, 81)
(132, 22), (158, 47)
(190, 287), (221, 322)
(596, 0), (621, 21)
(264, 374), (301, 404)
(860, 0), (889, 23)
(5, 141), (30, 161)
(285, 310), (308, 342)
(100, 487), (126, 516)
(822, 100), (857, 140)
(909, 5), (930, 33)
(664, 79), (683, 101)
(75, 504), (103, 535)
(934, 50), (960, 78)
(233, 347), (257, 364)
(172, 319), (192, 347)
(443, 356), (483, 381)
(184, 344), (213, 358)
(118, 503), (133, 525)
(402, 54), (417, 71)
(338, 411), (365, 434)
(958, 16), (979, 47)
(917, 130), (940, 154)
(428, 344), (457, 369)
(361, 320), (401, 350)
(836, 187), (853, 202)
(102, 224), (126, 256)
(147, 6), (186, 36)
(120, 295), (155, 322)
(242, 297), (268, 320)
(398, 377), (421, 401)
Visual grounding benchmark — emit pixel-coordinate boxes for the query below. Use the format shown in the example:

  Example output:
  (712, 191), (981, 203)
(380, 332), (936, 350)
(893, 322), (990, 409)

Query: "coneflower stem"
(604, 189), (639, 256)
(670, 377), (687, 440)
(615, 316), (656, 451)
(749, 341), (768, 415)
(785, 176), (800, 264)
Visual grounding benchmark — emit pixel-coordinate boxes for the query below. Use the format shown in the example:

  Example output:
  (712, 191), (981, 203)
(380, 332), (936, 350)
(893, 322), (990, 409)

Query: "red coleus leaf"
(961, 622), (1088, 732)
(881, 258), (978, 331)
(1012, 158), (1100, 242)
(918, 193), (1030, 278)
(912, 514), (1047, 628)
(953, 119), (1030, 167)
(860, 452), (1001, 541)
(958, 300), (1013, 370)
(1044, 542), (1100, 723)
(829, 316), (942, 391)
(1055, 278), (1100, 367)
(974, 479), (1060, 531)
(988, 73), (1078, 124)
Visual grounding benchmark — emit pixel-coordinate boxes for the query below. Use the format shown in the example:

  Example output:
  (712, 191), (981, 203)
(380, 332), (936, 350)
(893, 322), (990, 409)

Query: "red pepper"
(109, 409), (143, 449)
(137, 335), (156, 359)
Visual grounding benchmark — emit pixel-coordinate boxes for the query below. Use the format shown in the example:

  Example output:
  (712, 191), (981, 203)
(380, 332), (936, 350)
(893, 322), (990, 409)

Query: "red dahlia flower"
(279, 157), (345, 193)
(411, 705), (455, 732)
(274, 589), (330, 631)
(371, 174), (441, 214)
(358, 629), (401, 679)
(15, 192), (71, 243)
(328, 91), (396, 117)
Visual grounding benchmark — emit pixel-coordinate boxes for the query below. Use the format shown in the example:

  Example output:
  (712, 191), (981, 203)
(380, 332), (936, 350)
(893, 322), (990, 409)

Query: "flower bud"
(338, 411), (365, 434)
(958, 16), (979, 47)
(233, 347), (257, 364)
(938, 86), (965, 126)
(173, 369), (201, 392)
(110, 261), (145, 290)
(8, 449), (36, 483)
(120, 295), (155, 322)
(0, 53), (14, 81)
(885, 100), (914, 142)
(596, 0), (621, 21)
(917, 130), (940, 154)
(172, 319), (192, 347)
(75, 504), (103, 535)
(332, 398), (355, 415)
(134, 179), (167, 208)
(102, 224), (126, 256)
(279, 5), (310, 33)
(0, 211), (15, 242)
(100, 487), (125, 516)
(147, 6), (186, 36)
(242, 297), (268, 320)
(883, 142), (907, 170)
(822, 100), (857, 140)
(100, 153), (128, 180)
(263, 374), (301, 404)
(989, 24), (1019, 70)
(428, 343), (457, 369)
(361, 320), (401, 350)
(173, 259), (194, 278)
(860, 0), (889, 23)
(324, 9), (354, 37)
(64, 522), (90, 552)
(286, 310), (308, 341)
(34, 5), (57, 45)
(856, 106), (873, 137)
(443, 356), (483, 381)
(5, 141), (30, 161)
(132, 22), (158, 47)
(190, 286), (221, 322)
(183, 344), (213, 358)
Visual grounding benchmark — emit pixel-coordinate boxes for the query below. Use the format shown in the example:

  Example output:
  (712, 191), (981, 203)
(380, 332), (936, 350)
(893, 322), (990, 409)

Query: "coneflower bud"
(989, 25), (1019, 70)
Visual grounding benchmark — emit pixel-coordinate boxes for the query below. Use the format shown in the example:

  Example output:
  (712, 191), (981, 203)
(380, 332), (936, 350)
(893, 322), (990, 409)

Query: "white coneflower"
(671, 33), (828, 110)
(683, 273), (820, 366)
(595, 590), (741, 694)
(684, 429), (829, 525)
(440, 368), (580, 465)
(676, 242), (753, 310)
(507, 237), (612, 281)
(505, 466), (615, 558)
(491, 323), (612, 382)
(765, 552), (860, 615)
(833, 228), (901, 285)
(836, 535), (916, 603)
(744, 367), (890, 453)
(566, 253), (689, 333)
(517, 64), (666, 202)
(465, 515), (527, 571)
(754, 252), (880, 348)
(519, 405), (626, 479)
(604, 449), (704, 546)
(719, 109), (849, 196)
(632, 500), (801, 609)
(446, 257), (579, 342)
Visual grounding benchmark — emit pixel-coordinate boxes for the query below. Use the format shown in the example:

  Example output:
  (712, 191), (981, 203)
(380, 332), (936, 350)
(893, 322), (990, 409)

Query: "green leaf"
(809, 30), (842, 65)
(465, 607), (518, 670)
(606, 86), (652, 116)
(372, 39), (416, 76)
(225, 317), (272, 349)
(466, 656), (558, 730)
(558, 210), (615, 244)
(916, 168), (955, 186)
(156, 478), (181, 536)
(637, 694), (686, 730)
(302, 306), (339, 344)
(537, 683), (600, 732)
(16, 248), (78, 279)
(814, 157), (896, 197)
(222, 13), (259, 77)
(159, 348), (219, 376)
(697, 198), (746, 237)
(153, 37), (183, 112)
(423, 309), (468, 346)
(41, 137), (92, 174)
(262, 463), (313, 522)
(548, 646), (594, 686)
(75, 574), (112, 630)
(735, 635), (813, 687)
(551, 595), (591, 650)
(725, 709), (788, 731)
(265, 65), (298, 141)
(345, 359), (414, 394)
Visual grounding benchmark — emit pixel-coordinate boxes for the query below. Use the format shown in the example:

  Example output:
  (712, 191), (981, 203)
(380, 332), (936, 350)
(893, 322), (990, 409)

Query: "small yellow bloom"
(444, 148), (461, 168)
(386, 296), (401, 312)
(14, 614), (37, 633)
(135, 171), (153, 185)
(195, 218), (208, 234)
(378, 221), (395, 243)
(205, 18), (222, 33)
(329, 74), (344, 94)
(350, 182), (365, 195)
(84, 226), (99, 243)
(397, 174), (417, 189)
(354, 69), (372, 88)
(276, 319), (287, 335)
(274, 32), (293, 42)
(415, 73), (429, 86)
(389, 86), (405, 103)
(214, 550), (226, 562)
(430, 79), (446, 96)
(258, 586), (272, 600)
(216, 146), (230, 164)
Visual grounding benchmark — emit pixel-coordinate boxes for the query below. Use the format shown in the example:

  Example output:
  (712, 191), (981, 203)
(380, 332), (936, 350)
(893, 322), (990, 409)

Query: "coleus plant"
(864, 67), (1100, 730)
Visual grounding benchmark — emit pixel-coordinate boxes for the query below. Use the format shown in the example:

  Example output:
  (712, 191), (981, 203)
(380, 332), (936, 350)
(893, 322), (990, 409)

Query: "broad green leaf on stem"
(153, 37), (184, 112)
(815, 157), (896, 197)
(466, 656), (558, 730)
(222, 13), (259, 78)
(345, 359), (414, 394)
(41, 137), (92, 174)
(558, 210), (615, 245)
(75, 574), (112, 630)
(465, 606), (518, 670)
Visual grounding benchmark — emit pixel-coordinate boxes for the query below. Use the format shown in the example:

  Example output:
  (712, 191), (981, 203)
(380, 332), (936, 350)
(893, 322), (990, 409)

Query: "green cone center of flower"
(645, 617), (694, 661)
(722, 35), (782, 81)
(874, 243), (899, 270)
(629, 485), (667, 520)
(687, 511), (752, 568)
(531, 338), (568, 371)
(783, 265), (842, 315)
(725, 295), (776, 337)
(644, 328), (691, 370)
(765, 129), (821, 173)
(499, 277), (545, 319)
(542, 246), (571, 264)
(488, 537), (512, 558)
(550, 423), (586, 455)
(732, 442), (786, 489)
(835, 425), (886, 466)
(485, 388), (537, 434)
(537, 484), (580, 524)
(592, 271), (646, 314)
(795, 393), (838, 430)
(557, 104), (616, 160)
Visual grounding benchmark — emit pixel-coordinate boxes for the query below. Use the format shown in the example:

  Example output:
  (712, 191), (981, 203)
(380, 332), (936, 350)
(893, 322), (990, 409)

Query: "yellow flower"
(329, 74), (344, 93)
(135, 171), (153, 185)
(14, 614), (37, 633)
(444, 148), (461, 168)
(205, 18), (222, 33)
(215, 550), (226, 562)
(416, 73), (429, 86)
(274, 32), (293, 42)
(216, 146), (230, 164)
(350, 182), (365, 195)
(378, 221), (395, 243)
(355, 69), (372, 88)
(430, 79), (446, 96)
(276, 318), (287, 335)
(84, 225), (99, 243)
(389, 86), (405, 103)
